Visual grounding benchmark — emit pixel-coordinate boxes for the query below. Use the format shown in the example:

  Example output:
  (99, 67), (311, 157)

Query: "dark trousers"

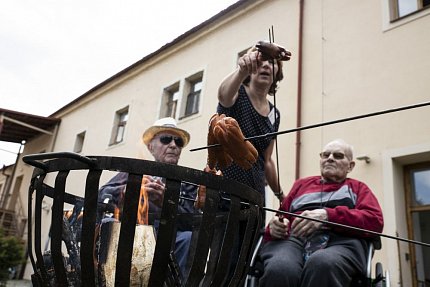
(175, 230), (192, 279)
(259, 233), (367, 287)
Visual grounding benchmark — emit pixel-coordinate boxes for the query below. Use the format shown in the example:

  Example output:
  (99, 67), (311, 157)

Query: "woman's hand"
(237, 51), (261, 76)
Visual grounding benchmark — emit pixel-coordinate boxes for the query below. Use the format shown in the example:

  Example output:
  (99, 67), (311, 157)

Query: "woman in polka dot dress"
(217, 46), (285, 203)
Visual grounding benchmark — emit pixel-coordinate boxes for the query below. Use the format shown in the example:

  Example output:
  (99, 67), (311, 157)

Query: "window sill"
(383, 5), (430, 32)
(107, 140), (126, 150)
(178, 112), (202, 124)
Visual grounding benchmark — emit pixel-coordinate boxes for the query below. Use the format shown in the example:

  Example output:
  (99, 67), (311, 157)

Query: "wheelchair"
(245, 233), (390, 287)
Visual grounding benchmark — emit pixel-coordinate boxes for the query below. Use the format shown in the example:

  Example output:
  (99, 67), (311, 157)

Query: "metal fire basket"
(23, 152), (263, 287)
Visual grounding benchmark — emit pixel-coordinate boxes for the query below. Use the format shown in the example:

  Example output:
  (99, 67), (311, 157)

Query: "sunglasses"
(319, 151), (346, 160)
(159, 135), (184, 148)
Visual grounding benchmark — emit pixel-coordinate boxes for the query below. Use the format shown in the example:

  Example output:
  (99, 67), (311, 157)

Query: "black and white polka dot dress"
(217, 85), (280, 197)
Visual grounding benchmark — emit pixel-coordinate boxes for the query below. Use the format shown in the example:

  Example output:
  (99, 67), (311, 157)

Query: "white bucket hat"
(142, 117), (190, 147)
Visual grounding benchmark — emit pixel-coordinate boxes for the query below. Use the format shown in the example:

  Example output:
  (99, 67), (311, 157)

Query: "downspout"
(295, 0), (305, 179)
(3, 141), (24, 210)
(1, 166), (10, 208)
(48, 123), (60, 152)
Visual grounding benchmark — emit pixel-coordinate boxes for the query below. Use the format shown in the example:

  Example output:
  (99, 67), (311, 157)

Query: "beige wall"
(12, 0), (430, 284)
(298, 3), (430, 285)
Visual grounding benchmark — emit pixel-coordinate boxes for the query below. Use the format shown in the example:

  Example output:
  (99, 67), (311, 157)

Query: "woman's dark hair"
(242, 46), (284, 95)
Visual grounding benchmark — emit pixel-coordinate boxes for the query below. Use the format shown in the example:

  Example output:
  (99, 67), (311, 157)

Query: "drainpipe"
(3, 141), (24, 210)
(49, 122), (60, 152)
(1, 166), (10, 208)
(295, 0), (305, 179)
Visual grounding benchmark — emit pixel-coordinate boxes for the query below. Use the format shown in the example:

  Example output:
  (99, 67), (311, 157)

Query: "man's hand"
(269, 215), (289, 239)
(142, 175), (165, 207)
(290, 209), (328, 238)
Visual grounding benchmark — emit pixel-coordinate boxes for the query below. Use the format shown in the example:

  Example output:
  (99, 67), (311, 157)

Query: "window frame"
(161, 82), (180, 119)
(110, 106), (129, 145)
(73, 131), (86, 153)
(389, 0), (430, 22)
(181, 72), (203, 119)
(403, 161), (430, 287)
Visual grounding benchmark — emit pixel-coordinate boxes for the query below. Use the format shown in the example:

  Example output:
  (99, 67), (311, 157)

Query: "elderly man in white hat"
(99, 117), (198, 279)
(140, 117), (191, 205)
(143, 117), (190, 164)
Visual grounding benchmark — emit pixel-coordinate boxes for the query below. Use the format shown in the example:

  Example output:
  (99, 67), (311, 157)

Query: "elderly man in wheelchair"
(254, 139), (384, 287)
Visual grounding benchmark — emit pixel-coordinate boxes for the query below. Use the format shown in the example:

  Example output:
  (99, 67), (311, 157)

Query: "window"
(161, 72), (205, 120)
(73, 131), (86, 153)
(390, 0), (430, 20)
(110, 107), (129, 145)
(183, 73), (203, 118)
(404, 162), (430, 286)
(161, 83), (180, 118)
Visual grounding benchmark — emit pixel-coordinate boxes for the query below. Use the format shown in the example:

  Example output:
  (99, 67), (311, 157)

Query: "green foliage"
(0, 228), (25, 283)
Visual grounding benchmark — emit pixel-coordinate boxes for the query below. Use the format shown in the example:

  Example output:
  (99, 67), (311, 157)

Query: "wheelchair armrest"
(365, 236), (381, 280)
(249, 236), (264, 267)
(365, 241), (374, 280)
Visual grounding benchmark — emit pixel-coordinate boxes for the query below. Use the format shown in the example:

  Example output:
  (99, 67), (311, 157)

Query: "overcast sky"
(0, 0), (238, 166)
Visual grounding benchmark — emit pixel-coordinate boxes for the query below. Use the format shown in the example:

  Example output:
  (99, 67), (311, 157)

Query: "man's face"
(148, 132), (183, 165)
(319, 141), (355, 182)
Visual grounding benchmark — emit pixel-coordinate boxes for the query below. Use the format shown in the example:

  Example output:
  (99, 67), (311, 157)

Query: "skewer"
(186, 28), (430, 249)
(268, 26), (283, 203)
(179, 195), (430, 248)
(189, 100), (430, 152)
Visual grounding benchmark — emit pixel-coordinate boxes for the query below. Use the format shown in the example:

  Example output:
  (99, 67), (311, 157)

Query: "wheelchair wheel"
(373, 262), (384, 287)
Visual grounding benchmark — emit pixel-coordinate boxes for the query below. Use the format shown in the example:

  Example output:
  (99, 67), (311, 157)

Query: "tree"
(0, 228), (25, 285)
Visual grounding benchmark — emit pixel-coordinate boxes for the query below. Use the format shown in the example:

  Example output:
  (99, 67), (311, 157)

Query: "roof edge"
(50, 0), (255, 117)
